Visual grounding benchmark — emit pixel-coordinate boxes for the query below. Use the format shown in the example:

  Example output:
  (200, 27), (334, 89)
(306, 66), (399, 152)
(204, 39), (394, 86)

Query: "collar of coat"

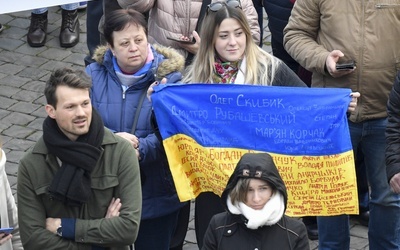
(92, 44), (185, 79)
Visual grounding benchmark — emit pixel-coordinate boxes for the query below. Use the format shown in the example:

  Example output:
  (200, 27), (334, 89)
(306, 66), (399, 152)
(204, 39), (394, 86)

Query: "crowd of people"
(0, 0), (399, 249)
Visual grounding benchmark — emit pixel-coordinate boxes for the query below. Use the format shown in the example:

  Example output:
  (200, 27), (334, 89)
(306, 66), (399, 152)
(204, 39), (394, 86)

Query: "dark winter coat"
(17, 129), (141, 249)
(386, 71), (400, 181)
(202, 153), (309, 250)
(263, 0), (299, 72)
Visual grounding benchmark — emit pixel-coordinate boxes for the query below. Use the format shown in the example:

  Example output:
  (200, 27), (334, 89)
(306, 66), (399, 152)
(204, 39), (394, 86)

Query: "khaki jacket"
(0, 150), (23, 250)
(17, 129), (142, 250)
(284, 0), (400, 122)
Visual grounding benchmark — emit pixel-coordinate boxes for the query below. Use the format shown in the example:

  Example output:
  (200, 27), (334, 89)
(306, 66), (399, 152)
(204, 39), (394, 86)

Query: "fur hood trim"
(92, 44), (185, 78)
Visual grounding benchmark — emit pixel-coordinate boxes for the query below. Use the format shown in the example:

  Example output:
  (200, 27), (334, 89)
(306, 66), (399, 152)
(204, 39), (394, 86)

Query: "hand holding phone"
(336, 60), (356, 71)
(0, 227), (13, 235)
(166, 36), (195, 44)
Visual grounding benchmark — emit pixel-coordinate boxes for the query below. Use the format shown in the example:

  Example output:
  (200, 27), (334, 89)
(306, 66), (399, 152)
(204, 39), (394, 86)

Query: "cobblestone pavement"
(0, 6), (369, 250)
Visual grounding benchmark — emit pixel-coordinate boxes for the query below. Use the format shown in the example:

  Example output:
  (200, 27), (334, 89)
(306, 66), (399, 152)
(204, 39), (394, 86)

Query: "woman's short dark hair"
(104, 8), (148, 47)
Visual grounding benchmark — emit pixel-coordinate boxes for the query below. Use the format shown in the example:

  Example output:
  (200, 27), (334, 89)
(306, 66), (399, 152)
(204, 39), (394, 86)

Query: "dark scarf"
(43, 108), (104, 206)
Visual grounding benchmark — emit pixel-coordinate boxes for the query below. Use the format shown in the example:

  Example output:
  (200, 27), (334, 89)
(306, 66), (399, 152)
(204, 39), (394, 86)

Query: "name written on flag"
(152, 84), (358, 216)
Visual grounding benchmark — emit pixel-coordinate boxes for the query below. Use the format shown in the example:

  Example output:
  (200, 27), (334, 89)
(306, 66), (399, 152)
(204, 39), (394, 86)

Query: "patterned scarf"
(212, 57), (240, 84)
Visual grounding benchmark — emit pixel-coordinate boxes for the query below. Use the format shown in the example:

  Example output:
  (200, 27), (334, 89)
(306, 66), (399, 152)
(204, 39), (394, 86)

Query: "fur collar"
(92, 44), (184, 79)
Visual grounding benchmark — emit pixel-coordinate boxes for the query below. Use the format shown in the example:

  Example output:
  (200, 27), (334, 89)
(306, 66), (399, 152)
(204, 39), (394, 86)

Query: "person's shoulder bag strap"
(131, 89), (148, 134)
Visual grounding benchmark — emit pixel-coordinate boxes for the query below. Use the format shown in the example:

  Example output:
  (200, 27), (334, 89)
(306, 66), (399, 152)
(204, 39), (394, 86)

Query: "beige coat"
(0, 150), (23, 250)
(284, 0), (400, 122)
(113, 0), (260, 57)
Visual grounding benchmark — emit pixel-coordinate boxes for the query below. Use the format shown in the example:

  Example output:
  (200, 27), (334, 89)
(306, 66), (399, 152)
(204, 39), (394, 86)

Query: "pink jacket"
(116, 0), (261, 57)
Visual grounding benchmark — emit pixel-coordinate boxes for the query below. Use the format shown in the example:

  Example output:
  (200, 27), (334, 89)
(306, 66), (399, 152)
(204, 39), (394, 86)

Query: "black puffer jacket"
(386, 71), (400, 181)
(202, 153), (309, 250)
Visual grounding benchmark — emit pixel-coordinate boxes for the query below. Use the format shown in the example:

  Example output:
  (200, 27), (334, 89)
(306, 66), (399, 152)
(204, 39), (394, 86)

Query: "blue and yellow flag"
(152, 84), (358, 216)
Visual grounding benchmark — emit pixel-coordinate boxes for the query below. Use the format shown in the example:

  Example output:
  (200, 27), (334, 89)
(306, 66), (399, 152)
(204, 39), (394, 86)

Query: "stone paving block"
(0, 51), (25, 63)
(27, 118), (45, 131)
(5, 162), (19, 176)
(11, 90), (44, 105)
(17, 54), (48, 67)
(15, 43), (48, 56)
(184, 229), (196, 244)
(8, 17), (30, 29)
(350, 223), (368, 238)
(21, 80), (45, 93)
(6, 10), (30, 18)
(31, 106), (47, 118)
(9, 101), (41, 115)
(47, 35), (67, 49)
(39, 60), (76, 72)
(0, 14), (13, 24)
(3, 140), (35, 155)
(350, 236), (369, 250)
(3, 150), (25, 166)
(1, 26), (28, 40)
(309, 240), (319, 250)
(2, 112), (36, 126)
(27, 131), (43, 142)
(0, 135), (12, 145)
(0, 96), (17, 109)
(0, 37), (24, 50)
(0, 85), (21, 98)
(64, 53), (87, 67)
(39, 47), (72, 61)
(69, 40), (88, 56)
(0, 109), (11, 120)
(47, 22), (60, 34)
(0, 62), (25, 75)
(17, 67), (51, 81)
(7, 175), (18, 188)
(3, 125), (36, 139)
(0, 74), (30, 88)
(38, 71), (53, 82)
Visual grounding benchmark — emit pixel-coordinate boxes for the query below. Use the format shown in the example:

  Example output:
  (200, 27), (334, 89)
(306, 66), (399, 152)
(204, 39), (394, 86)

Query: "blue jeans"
(32, 3), (78, 14)
(355, 146), (370, 212)
(134, 210), (179, 250)
(318, 118), (400, 250)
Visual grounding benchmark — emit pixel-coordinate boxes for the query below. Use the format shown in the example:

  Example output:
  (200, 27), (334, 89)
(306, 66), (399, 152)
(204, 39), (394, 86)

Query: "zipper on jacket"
(122, 88), (126, 100)
(121, 86), (128, 132)
(375, 3), (400, 9)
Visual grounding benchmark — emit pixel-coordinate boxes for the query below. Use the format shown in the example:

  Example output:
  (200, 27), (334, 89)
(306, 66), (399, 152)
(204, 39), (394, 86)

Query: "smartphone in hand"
(166, 36), (195, 44)
(336, 60), (356, 71)
(0, 227), (13, 235)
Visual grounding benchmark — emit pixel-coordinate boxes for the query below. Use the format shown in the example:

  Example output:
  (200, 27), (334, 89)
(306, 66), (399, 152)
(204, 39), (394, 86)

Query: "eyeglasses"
(207, 0), (242, 13)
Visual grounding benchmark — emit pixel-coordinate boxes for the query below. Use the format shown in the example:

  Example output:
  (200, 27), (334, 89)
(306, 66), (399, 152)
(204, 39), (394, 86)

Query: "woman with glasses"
(202, 153), (310, 250)
(182, 2), (359, 248)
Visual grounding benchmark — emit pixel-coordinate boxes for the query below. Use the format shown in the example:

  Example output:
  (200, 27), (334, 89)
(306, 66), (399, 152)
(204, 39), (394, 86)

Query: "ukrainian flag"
(152, 84), (358, 216)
